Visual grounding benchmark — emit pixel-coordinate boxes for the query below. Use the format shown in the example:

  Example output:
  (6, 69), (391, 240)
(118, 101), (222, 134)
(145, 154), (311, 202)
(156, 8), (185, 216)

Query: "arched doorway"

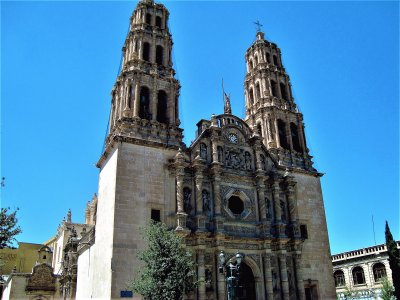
(238, 262), (256, 300)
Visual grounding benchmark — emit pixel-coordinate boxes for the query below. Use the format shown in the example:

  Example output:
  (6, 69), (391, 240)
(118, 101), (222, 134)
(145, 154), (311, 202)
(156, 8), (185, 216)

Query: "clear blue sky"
(2, 1), (398, 255)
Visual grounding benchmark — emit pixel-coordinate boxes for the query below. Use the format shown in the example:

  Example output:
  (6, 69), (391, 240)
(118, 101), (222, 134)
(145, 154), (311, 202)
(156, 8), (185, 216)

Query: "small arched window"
(280, 82), (288, 100)
(142, 42), (150, 62)
(255, 82), (261, 99)
(249, 59), (253, 70)
(273, 55), (278, 66)
(352, 266), (365, 285)
(266, 53), (271, 63)
(200, 143), (207, 160)
(249, 88), (254, 104)
(257, 124), (262, 136)
(156, 45), (164, 66)
(334, 270), (345, 287)
(128, 83), (134, 109)
(290, 123), (302, 153)
(270, 80), (278, 98)
(157, 90), (168, 124)
(254, 54), (259, 64)
(277, 119), (289, 150)
(373, 263), (386, 282)
(155, 16), (162, 28)
(139, 86), (151, 120)
(145, 13), (152, 25)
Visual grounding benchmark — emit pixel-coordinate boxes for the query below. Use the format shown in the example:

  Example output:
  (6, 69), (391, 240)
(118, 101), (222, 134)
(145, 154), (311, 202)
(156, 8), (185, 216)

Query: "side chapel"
(37, 0), (337, 299)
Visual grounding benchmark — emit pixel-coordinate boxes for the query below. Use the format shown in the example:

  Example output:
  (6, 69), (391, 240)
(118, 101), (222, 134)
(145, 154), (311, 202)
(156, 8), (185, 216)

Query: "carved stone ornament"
(26, 263), (56, 292)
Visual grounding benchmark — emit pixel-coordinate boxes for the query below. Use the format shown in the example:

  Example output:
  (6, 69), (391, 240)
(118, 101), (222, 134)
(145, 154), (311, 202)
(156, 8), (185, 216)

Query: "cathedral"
(2, 0), (336, 299)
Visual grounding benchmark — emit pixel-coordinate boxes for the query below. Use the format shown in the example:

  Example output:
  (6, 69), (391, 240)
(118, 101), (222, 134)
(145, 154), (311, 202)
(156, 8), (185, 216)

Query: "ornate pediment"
(26, 263), (56, 292)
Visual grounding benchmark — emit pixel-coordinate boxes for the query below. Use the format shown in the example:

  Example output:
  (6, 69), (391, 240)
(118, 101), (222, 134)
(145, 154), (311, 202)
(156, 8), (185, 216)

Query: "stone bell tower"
(77, 1), (184, 298)
(244, 31), (314, 171)
(107, 0), (182, 146)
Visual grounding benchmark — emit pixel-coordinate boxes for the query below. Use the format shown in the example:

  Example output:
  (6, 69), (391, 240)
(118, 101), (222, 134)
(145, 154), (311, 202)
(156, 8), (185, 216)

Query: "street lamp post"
(219, 251), (245, 300)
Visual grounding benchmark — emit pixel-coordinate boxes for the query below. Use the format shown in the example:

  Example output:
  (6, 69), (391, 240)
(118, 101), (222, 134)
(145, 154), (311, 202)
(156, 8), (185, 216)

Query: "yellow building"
(0, 242), (48, 275)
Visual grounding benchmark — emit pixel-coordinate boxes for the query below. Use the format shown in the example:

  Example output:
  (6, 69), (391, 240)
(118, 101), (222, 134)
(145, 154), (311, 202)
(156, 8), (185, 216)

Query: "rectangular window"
(300, 224), (308, 239)
(151, 209), (161, 222)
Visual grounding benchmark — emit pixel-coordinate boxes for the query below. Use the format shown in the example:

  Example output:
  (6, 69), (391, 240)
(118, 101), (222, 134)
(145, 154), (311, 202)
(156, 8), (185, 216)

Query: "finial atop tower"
(254, 20), (265, 40)
(222, 78), (232, 114)
(67, 209), (72, 223)
(224, 92), (232, 114)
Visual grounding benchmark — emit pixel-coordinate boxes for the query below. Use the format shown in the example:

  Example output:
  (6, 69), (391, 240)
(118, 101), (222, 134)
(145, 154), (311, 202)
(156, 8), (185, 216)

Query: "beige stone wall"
(294, 172), (336, 299)
(89, 147), (119, 299)
(75, 246), (95, 299)
(109, 142), (177, 299)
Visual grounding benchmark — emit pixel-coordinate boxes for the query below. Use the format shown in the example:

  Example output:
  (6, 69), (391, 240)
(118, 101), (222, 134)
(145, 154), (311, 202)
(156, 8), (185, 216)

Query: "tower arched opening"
(249, 88), (254, 104)
(155, 16), (162, 28)
(145, 13), (152, 25)
(139, 86), (151, 120)
(156, 90), (168, 124)
(156, 45), (164, 66)
(290, 123), (302, 153)
(280, 82), (288, 100)
(142, 42), (150, 62)
(277, 119), (289, 150)
(255, 82), (261, 99)
(273, 54), (278, 66)
(270, 80), (278, 98)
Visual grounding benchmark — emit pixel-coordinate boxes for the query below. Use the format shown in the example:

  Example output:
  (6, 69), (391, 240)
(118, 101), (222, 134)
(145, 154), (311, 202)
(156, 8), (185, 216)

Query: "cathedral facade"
(69, 0), (335, 299)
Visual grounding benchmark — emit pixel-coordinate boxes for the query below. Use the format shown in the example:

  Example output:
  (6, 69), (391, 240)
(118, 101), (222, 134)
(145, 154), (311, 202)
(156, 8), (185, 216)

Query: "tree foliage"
(385, 221), (400, 299)
(0, 207), (22, 249)
(130, 222), (196, 300)
(380, 276), (395, 300)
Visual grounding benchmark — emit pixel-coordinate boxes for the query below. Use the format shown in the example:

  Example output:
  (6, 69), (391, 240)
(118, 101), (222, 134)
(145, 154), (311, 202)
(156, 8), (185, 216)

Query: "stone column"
(176, 167), (184, 214)
(272, 181), (281, 222)
(175, 151), (187, 231)
(286, 179), (299, 237)
(197, 250), (206, 300)
(195, 173), (203, 215)
(263, 254), (274, 300)
(274, 119), (280, 148)
(279, 253), (290, 300)
(211, 140), (219, 163)
(151, 85), (158, 121)
(298, 121), (306, 153)
(294, 255), (305, 300)
(286, 117), (293, 151)
(133, 82), (140, 117)
(257, 178), (267, 221)
(213, 174), (221, 215)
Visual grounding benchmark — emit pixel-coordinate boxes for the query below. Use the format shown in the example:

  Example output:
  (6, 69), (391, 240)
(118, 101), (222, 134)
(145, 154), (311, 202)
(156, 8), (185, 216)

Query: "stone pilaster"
(197, 250), (206, 300)
(263, 253), (274, 300)
(272, 181), (281, 222)
(295, 254), (305, 300)
(279, 253), (290, 300)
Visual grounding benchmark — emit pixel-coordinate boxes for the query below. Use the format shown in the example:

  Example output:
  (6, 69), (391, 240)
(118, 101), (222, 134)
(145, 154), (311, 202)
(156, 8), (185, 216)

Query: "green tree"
(385, 221), (400, 299)
(380, 276), (395, 300)
(130, 222), (196, 300)
(0, 207), (22, 249)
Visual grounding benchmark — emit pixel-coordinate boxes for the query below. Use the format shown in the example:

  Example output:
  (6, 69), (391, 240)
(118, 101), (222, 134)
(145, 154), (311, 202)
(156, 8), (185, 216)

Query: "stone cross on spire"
(254, 20), (263, 33)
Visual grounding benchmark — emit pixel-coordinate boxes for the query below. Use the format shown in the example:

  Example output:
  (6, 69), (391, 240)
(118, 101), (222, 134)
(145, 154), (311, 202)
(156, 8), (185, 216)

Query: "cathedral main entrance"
(238, 263), (256, 300)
